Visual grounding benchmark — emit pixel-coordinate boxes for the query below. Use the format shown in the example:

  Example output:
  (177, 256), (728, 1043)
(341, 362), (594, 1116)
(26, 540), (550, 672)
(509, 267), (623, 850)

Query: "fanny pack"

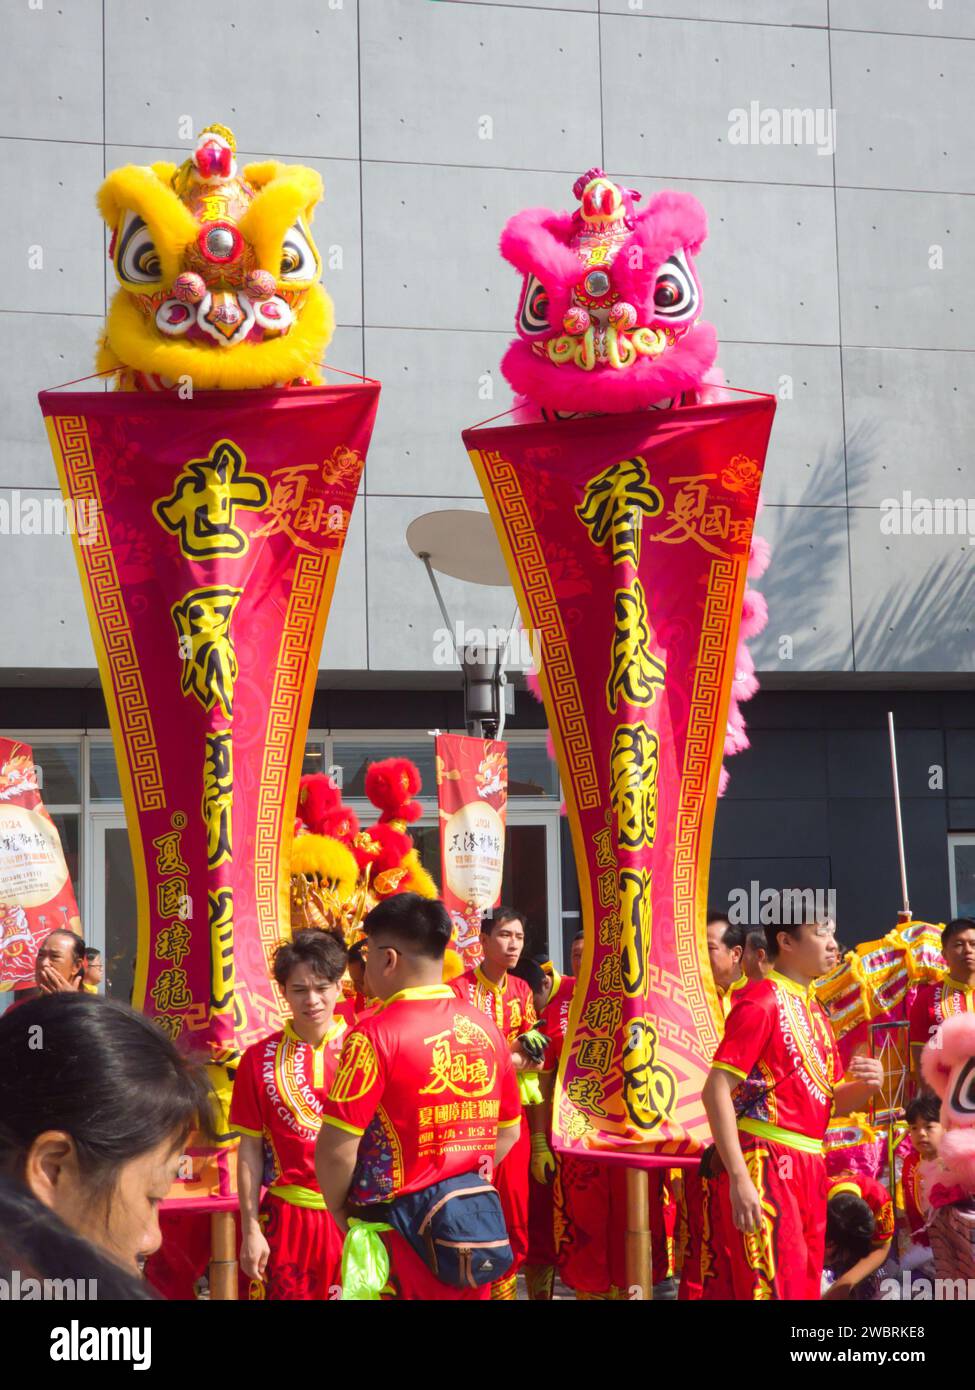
(354, 1172), (513, 1290)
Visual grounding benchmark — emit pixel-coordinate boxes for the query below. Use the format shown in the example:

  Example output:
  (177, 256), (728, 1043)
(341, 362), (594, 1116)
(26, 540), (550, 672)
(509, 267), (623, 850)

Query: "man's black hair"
(481, 905), (525, 937)
(273, 928), (347, 989)
(942, 917), (975, 949)
(826, 1191), (876, 1273)
(905, 1094), (941, 1126)
(364, 892), (452, 961)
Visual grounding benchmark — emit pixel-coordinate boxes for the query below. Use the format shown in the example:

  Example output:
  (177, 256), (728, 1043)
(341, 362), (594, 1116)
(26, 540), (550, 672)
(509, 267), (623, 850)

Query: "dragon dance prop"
(38, 127), (380, 1146)
(465, 170), (776, 1166)
(921, 1016), (975, 1283)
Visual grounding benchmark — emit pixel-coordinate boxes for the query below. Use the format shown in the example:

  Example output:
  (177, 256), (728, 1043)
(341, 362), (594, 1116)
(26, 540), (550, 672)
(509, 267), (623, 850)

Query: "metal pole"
(624, 1166), (652, 1300)
(887, 712), (910, 918)
(419, 551), (463, 670)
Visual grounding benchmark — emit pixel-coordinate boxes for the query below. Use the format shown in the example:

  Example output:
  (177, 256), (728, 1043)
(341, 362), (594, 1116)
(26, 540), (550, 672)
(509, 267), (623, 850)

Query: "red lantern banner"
(465, 393), (775, 1166)
(39, 384), (380, 1103)
(435, 733), (508, 968)
(0, 738), (82, 992)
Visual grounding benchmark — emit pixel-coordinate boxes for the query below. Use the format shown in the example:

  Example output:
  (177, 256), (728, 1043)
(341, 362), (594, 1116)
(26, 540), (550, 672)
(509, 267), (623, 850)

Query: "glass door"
(89, 814), (137, 1004)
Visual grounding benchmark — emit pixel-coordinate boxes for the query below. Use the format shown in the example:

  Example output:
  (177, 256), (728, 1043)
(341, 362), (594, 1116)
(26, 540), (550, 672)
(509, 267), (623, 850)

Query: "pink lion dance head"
(500, 169), (718, 417)
(921, 1013), (975, 1193)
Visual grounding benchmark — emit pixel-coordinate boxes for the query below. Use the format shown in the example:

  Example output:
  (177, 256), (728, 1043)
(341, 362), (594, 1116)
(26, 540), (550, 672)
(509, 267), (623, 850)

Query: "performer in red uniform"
(702, 917), (884, 1300)
(901, 1094), (943, 1260)
(451, 906), (537, 1299)
(678, 914), (748, 1300)
(230, 928), (349, 1300)
(316, 893), (521, 1301)
(512, 958), (575, 1300)
(908, 918), (975, 1070)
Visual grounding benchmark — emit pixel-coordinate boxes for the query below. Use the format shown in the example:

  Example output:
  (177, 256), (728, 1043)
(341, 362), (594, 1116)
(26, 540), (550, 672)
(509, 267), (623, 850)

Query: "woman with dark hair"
(0, 993), (213, 1278)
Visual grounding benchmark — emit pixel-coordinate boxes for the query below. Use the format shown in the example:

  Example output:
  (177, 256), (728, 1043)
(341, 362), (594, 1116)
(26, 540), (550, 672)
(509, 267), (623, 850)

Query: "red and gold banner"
(0, 738), (82, 991)
(39, 385), (379, 1108)
(465, 394), (775, 1166)
(435, 733), (508, 967)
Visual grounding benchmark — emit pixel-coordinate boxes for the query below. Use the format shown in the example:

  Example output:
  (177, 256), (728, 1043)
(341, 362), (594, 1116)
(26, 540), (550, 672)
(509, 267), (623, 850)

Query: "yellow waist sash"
(738, 1117), (824, 1156)
(267, 1184), (327, 1210)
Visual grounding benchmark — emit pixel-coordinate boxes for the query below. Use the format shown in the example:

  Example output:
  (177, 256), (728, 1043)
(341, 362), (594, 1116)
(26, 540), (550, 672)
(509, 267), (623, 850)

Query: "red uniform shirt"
(451, 966), (537, 1044)
(900, 1149), (929, 1248)
(320, 984), (521, 1206)
(828, 1171), (895, 1247)
(229, 1019), (348, 1193)
(712, 970), (844, 1149)
(539, 971), (575, 1073)
(908, 977), (975, 1048)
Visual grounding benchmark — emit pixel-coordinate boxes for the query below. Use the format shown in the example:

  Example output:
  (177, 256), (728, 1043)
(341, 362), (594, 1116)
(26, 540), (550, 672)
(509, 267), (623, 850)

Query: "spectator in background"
(570, 931), (584, 977)
(83, 948), (103, 994)
(705, 914), (748, 1016)
(742, 929), (771, 982)
(0, 993), (212, 1278)
(34, 929), (86, 996)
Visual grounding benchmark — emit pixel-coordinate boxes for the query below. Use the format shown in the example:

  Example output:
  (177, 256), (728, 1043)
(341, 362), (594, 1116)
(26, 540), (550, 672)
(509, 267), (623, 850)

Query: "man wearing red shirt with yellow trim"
(908, 918), (975, 1072)
(316, 894), (522, 1301)
(451, 906), (537, 1299)
(702, 917), (883, 1300)
(231, 929), (348, 1300)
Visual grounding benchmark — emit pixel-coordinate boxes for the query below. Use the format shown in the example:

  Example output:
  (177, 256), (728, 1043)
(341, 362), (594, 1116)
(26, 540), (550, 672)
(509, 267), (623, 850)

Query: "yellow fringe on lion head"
(290, 834), (358, 901)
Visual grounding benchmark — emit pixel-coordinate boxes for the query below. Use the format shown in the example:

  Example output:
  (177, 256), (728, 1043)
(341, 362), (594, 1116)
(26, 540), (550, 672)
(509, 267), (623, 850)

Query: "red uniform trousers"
(255, 1192), (343, 1301)
(677, 1170), (725, 1300)
(494, 1114), (530, 1277)
(559, 1159), (672, 1295)
(380, 1229), (490, 1301)
(707, 1138), (828, 1300)
(144, 1210), (250, 1301)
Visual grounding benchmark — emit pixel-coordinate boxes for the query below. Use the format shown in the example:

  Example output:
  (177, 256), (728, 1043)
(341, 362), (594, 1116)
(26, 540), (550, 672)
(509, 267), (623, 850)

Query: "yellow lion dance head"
(97, 124), (334, 391)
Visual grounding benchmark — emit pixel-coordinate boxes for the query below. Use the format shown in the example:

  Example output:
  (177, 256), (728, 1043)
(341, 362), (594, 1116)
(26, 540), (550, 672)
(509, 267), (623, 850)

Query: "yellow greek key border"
(467, 448), (599, 810)
(673, 555), (744, 1054)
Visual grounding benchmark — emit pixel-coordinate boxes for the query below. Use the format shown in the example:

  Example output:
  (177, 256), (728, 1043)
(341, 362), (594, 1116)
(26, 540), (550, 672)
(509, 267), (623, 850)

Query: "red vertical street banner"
(39, 384), (379, 1121)
(465, 394), (775, 1166)
(435, 733), (508, 967)
(0, 738), (82, 991)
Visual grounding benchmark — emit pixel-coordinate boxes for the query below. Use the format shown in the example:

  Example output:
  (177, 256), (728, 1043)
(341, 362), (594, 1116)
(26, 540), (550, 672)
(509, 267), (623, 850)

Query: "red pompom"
(364, 758), (423, 824)
(296, 774), (342, 834)
(319, 807), (360, 844)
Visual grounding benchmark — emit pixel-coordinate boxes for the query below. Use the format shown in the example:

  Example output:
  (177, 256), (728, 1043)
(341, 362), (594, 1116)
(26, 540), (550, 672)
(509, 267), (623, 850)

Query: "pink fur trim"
(939, 1131), (975, 1192)
(739, 588), (769, 640)
(748, 534), (771, 580)
(501, 322), (718, 414)
(500, 208), (583, 330)
(610, 191), (709, 306)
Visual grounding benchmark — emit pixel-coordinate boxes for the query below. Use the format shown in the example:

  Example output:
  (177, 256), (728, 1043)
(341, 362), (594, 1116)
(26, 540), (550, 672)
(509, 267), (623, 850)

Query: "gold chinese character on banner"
(606, 579), (667, 713)
(622, 1018), (677, 1130)
(593, 825), (615, 867)
(156, 922), (191, 968)
(156, 878), (189, 920)
(566, 1075), (607, 1116)
(151, 966), (192, 1012)
(576, 456), (663, 565)
(583, 995), (622, 1036)
(155, 439), (269, 559)
(577, 1037), (614, 1076)
(420, 1028), (496, 1099)
(153, 830), (188, 877)
(595, 953), (622, 994)
(619, 867), (653, 997)
(171, 586), (243, 719)
(208, 887), (235, 1015)
(650, 475), (732, 558)
(610, 724), (659, 851)
(202, 732), (233, 869)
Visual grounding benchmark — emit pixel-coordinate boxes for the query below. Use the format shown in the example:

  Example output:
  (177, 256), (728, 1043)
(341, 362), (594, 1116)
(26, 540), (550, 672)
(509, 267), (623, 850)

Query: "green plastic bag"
(517, 1070), (543, 1107)
(340, 1219), (393, 1301)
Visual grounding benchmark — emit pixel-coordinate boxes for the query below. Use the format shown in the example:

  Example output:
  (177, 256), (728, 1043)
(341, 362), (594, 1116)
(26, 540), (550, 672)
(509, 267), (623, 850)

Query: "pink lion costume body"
(502, 169), (768, 787)
(920, 1014), (975, 1287)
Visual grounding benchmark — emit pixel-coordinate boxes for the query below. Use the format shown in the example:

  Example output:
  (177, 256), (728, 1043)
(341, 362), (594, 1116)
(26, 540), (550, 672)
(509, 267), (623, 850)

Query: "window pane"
(953, 843), (975, 918)
(89, 742), (122, 802)
(103, 828), (137, 1004)
(32, 743), (81, 806)
(332, 741), (437, 800)
(507, 742), (559, 798)
(500, 823), (550, 960)
(302, 742), (327, 777)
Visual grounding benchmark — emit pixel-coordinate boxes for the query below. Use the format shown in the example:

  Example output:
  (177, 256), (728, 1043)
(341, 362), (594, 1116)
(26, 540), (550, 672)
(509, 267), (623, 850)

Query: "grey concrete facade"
(0, 0), (972, 683)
